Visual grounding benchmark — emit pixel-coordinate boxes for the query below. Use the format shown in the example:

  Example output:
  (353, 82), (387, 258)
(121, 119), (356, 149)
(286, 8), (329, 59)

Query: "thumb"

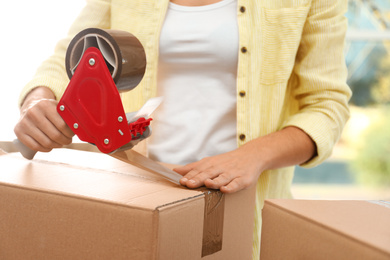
(173, 164), (194, 176)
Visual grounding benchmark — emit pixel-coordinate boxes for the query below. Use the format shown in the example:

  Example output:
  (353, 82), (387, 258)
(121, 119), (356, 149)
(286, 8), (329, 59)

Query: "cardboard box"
(0, 149), (255, 260)
(260, 199), (390, 260)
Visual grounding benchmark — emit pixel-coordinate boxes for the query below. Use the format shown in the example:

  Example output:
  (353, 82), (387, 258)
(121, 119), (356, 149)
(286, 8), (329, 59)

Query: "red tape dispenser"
(58, 28), (152, 154)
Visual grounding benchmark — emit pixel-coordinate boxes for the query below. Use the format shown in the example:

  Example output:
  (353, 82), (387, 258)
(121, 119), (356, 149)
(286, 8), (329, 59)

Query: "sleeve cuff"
(18, 77), (69, 107)
(281, 111), (339, 168)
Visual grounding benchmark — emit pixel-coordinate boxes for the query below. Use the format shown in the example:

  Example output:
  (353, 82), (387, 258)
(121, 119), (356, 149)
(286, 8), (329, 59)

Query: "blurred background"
(293, 0), (390, 200)
(0, 0), (85, 138)
(0, 0), (389, 200)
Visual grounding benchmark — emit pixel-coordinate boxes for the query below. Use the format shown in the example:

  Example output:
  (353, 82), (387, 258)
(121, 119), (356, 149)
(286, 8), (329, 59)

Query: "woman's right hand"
(14, 87), (75, 153)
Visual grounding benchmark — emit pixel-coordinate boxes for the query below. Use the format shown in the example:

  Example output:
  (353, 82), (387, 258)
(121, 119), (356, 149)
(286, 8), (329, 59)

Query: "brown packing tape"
(110, 149), (182, 185)
(199, 188), (225, 257)
(65, 28), (146, 92)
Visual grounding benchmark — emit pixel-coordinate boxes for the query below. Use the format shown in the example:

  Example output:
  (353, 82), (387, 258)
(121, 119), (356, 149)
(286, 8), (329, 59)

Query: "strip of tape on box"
(200, 189), (225, 257)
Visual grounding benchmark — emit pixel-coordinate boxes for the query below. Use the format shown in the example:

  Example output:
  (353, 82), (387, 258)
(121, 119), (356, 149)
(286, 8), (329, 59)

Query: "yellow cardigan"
(19, 0), (351, 259)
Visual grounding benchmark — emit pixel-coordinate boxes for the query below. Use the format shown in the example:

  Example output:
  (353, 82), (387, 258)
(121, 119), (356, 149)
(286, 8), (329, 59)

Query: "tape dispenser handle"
(13, 139), (37, 160)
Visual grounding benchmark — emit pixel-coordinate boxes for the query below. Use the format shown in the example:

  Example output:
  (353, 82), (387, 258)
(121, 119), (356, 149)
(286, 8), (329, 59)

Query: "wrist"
(20, 86), (56, 113)
(238, 138), (272, 173)
(238, 127), (316, 172)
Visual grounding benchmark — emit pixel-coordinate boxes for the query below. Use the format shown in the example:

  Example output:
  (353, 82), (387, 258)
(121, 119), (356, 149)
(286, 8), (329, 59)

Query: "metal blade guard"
(57, 28), (148, 154)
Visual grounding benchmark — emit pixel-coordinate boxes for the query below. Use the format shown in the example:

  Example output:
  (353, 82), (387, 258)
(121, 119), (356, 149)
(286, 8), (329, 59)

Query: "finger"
(179, 168), (202, 187)
(40, 119), (73, 146)
(28, 106), (72, 146)
(185, 167), (223, 188)
(38, 99), (74, 142)
(29, 124), (63, 151)
(173, 164), (195, 176)
(174, 158), (210, 173)
(174, 165), (196, 186)
(29, 117), (69, 147)
(204, 173), (232, 190)
(220, 177), (250, 194)
(16, 112), (63, 151)
(16, 124), (56, 153)
(46, 110), (75, 139)
(19, 134), (54, 153)
(175, 161), (208, 186)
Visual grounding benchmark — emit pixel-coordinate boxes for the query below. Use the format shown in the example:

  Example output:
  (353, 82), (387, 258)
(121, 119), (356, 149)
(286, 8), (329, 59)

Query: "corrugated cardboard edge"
(154, 194), (205, 260)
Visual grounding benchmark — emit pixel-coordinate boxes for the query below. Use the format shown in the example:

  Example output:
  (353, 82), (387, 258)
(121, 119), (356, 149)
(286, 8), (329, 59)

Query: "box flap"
(265, 199), (390, 255)
(0, 149), (203, 210)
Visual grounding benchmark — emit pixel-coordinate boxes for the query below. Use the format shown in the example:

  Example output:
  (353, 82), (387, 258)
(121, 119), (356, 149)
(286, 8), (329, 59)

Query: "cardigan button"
(241, 47), (248, 53)
(240, 6), (246, 13)
(239, 134), (246, 141)
(239, 90), (246, 97)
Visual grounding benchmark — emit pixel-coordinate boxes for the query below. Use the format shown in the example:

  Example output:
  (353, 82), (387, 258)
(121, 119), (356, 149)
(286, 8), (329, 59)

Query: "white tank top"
(148, 0), (239, 165)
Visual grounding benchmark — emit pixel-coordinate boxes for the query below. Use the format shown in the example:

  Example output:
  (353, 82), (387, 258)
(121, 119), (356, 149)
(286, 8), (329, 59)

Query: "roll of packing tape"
(65, 28), (146, 92)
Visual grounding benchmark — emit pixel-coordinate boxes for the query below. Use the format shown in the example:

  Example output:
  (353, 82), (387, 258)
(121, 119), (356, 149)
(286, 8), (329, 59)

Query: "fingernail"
(189, 179), (196, 184)
(181, 178), (188, 183)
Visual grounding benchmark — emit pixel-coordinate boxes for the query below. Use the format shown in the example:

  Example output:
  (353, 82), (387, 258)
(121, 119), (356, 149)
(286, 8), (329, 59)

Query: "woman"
(15, 0), (351, 258)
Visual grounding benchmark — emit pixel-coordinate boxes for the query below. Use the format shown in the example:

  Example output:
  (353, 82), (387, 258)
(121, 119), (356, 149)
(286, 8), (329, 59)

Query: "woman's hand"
(174, 126), (316, 194)
(14, 87), (74, 152)
(174, 142), (265, 194)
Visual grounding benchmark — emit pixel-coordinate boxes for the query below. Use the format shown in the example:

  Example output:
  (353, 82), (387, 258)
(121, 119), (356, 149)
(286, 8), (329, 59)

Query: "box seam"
(32, 158), (163, 183)
(156, 193), (204, 210)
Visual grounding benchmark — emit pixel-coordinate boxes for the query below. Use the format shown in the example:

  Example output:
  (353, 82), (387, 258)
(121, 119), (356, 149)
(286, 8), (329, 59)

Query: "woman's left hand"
(173, 126), (317, 194)
(173, 143), (263, 194)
